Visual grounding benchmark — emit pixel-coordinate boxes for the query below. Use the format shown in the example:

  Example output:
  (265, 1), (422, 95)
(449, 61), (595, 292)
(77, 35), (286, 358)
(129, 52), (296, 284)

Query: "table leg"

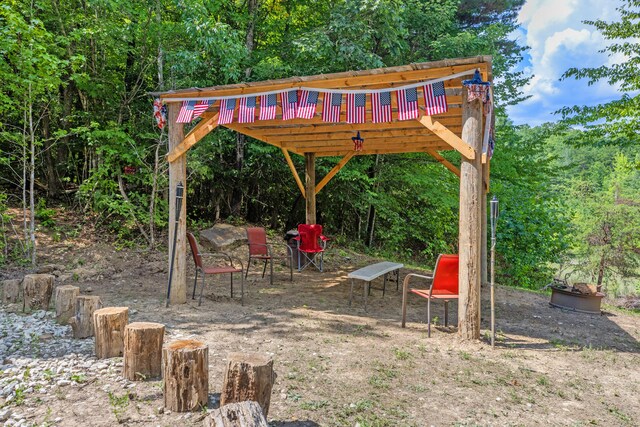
(364, 281), (369, 312)
(383, 274), (387, 296)
(349, 278), (354, 306)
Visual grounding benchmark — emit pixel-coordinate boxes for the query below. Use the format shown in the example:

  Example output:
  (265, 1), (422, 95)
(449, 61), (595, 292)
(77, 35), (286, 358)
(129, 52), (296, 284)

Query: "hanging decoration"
(153, 99), (167, 129)
(176, 100), (210, 123)
(281, 90), (298, 120)
(396, 87), (419, 121)
(462, 69), (491, 108)
(423, 81), (448, 116)
(351, 131), (364, 152)
(238, 96), (257, 123)
(322, 92), (342, 123)
(346, 93), (366, 124)
(218, 98), (236, 125)
(298, 90), (319, 119)
(371, 91), (392, 123)
(259, 93), (277, 120)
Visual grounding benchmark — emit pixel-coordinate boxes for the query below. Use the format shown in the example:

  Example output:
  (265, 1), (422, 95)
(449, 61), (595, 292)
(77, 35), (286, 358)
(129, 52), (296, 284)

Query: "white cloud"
(507, 0), (626, 125)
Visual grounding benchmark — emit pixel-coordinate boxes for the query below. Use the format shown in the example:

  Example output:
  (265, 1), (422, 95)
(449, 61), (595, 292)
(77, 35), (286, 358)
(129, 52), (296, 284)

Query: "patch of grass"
(70, 373), (86, 383)
(604, 402), (633, 425)
(537, 375), (550, 386)
(459, 351), (471, 360)
(393, 347), (412, 361)
(13, 386), (26, 405)
(300, 400), (328, 411)
(108, 391), (130, 421)
(43, 368), (55, 381)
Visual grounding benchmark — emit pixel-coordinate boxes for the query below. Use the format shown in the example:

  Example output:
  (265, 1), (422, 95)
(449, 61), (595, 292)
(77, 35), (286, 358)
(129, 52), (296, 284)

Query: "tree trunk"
(2, 279), (22, 304)
(22, 274), (54, 313)
(163, 340), (208, 412)
(54, 285), (79, 324)
(69, 295), (103, 338)
(204, 401), (268, 427)
(123, 322), (165, 381)
(365, 154), (380, 247)
(93, 307), (129, 359)
(220, 353), (275, 417)
(28, 83), (36, 266)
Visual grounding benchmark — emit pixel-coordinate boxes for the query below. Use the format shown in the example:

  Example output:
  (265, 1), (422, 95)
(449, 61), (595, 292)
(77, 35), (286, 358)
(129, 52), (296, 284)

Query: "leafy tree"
(559, 0), (640, 147)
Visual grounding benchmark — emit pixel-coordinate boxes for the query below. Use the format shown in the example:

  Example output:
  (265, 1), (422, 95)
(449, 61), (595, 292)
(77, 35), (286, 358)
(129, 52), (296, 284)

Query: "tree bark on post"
(305, 153), (316, 225)
(93, 307), (129, 358)
(481, 173), (488, 288)
(2, 279), (22, 304)
(22, 274), (54, 313)
(167, 102), (187, 304)
(70, 295), (103, 339)
(123, 322), (165, 380)
(163, 340), (208, 412)
(220, 353), (275, 417)
(54, 285), (79, 324)
(458, 86), (483, 340)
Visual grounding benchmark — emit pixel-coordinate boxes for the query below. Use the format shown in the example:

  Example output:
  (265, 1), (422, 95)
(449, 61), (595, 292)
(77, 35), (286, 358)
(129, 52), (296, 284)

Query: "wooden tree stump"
(93, 307), (129, 359)
(122, 322), (165, 381)
(22, 274), (54, 312)
(69, 295), (103, 338)
(163, 339), (208, 412)
(220, 353), (275, 417)
(54, 285), (79, 324)
(1, 279), (22, 304)
(204, 401), (268, 427)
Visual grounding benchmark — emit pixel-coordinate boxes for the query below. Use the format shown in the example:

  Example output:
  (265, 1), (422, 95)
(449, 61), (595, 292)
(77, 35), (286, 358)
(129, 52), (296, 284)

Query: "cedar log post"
(220, 352), (275, 417)
(305, 152), (316, 225)
(458, 86), (483, 340)
(204, 401), (269, 427)
(93, 307), (129, 358)
(481, 173), (488, 287)
(70, 295), (103, 338)
(55, 285), (79, 324)
(163, 339), (208, 412)
(168, 102), (187, 304)
(123, 322), (165, 380)
(22, 274), (54, 313)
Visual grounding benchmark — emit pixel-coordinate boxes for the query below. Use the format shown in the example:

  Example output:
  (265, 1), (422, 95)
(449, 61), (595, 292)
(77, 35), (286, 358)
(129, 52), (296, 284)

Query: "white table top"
(348, 261), (403, 281)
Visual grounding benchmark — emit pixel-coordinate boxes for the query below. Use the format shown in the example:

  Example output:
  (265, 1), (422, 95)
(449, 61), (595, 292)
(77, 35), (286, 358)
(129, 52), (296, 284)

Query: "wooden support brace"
(167, 112), (219, 163)
(281, 149), (305, 198)
(426, 149), (460, 177)
(419, 115), (475, 160)
(315, 151), (355, 194)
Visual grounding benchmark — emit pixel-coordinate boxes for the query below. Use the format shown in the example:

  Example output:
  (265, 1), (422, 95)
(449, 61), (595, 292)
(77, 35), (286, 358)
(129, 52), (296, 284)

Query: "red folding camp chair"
(401, 254), (459, 337)
(245, 227), (293, 285)
(293, 224), (329, 272)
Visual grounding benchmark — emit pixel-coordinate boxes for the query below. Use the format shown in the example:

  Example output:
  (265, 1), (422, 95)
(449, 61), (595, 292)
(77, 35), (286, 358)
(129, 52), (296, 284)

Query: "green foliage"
(35, 199), (56, 228)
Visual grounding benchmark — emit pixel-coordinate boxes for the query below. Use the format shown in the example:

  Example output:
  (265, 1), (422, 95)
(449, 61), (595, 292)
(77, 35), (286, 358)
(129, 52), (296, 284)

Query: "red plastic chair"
(401, 254), (459, 337)
(245, 227), (293, 285)
(187, 232), (244, 306)
(293, 224), (329, 272)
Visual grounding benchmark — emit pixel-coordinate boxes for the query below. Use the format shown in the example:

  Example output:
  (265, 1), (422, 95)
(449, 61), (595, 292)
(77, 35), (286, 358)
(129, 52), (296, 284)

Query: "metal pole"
(490, 196), (499, 347)
(166, 182), (184, 307)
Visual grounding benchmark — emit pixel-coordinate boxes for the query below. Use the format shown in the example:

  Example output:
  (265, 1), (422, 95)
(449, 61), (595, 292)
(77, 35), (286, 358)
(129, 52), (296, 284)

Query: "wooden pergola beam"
(282, 148), (305, 198)
(167, 113), (219, 163)
(315, 152), (355, 194)
(418, 115), (475, 160)
(426, 149), (460, 177)
(267, 127), (462, 143)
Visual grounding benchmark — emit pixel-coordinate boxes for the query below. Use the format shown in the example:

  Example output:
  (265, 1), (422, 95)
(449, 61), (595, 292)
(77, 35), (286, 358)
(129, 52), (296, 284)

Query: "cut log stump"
(54, 285), (79, 324)
(22, 274), (54, 312)
(1, 279), (22, 304)
(93, 307), (129, 359)
(69, 295), (103, 338)
(163, 339), (208, 412)
(220, 353), (275, 417)
(123, 322), (165, 381)
(204, 401), (268, 427)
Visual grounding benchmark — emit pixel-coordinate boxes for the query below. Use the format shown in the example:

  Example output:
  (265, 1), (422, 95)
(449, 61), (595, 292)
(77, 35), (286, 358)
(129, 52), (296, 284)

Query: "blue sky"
(505, 0), (626, 126)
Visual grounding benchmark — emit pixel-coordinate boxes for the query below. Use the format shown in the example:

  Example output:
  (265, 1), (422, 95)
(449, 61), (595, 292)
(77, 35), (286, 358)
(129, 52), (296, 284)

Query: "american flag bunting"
(297, 90), (319, 119)
(238, 96), (257, 123)
(322, 92), (342, 122)
(346, 93), (367, 124)
(259, 94), (277, 120)
(176, 101), (196, 123)
(423, 81), (448, 116)
(371, 91), (392, 123)
(281, 90), (298, 120)
(218, 98), (236, 125)
(396, 87), (419, 121)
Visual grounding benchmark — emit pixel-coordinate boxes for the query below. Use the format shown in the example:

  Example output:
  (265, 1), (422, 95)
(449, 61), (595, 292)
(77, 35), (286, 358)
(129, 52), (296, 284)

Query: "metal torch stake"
(166, 182), (184, 308)
(490, 196), (499, 347)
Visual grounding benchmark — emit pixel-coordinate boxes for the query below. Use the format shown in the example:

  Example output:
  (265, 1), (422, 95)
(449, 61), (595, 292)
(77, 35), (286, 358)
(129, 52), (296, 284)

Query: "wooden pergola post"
(305, 153), (316, 224)
(168, 103), (187, 304)
(458, 86), (483, 340)
(481, 169), (488, 287)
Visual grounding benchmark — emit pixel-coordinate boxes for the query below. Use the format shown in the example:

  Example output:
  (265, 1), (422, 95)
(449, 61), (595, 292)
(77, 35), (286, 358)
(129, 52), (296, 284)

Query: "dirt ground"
(2, 217), (639, 427)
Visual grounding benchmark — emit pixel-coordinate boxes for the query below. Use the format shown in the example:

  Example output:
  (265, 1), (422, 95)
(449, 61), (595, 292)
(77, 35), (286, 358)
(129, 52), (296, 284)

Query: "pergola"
(158, 55), (492, 340)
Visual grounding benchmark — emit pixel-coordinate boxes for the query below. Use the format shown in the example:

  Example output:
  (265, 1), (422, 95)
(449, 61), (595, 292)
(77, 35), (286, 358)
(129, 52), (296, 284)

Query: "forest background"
(0, 0), (638, 301)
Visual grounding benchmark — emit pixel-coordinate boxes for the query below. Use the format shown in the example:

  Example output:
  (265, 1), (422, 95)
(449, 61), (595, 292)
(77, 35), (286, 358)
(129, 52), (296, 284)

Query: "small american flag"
(281, 90), (298, 120)
(371, 91), (392, 123)
(176, 101), (196, 123)
(238, 96), (257, 123)
(217, 98), (236, 125)
(346, 93), (366, 124)
(396, 87), (419, 121)
(322, 92), (342, 122)
(423, 81), (448, 115)
(259, 94), (277, 120)
(297, 90), (319, 119)
(193, 100), (210, 120)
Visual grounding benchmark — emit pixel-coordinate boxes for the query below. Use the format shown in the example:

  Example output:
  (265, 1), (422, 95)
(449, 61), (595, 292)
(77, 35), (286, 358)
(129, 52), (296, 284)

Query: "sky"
(505, 0), (626, 126)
